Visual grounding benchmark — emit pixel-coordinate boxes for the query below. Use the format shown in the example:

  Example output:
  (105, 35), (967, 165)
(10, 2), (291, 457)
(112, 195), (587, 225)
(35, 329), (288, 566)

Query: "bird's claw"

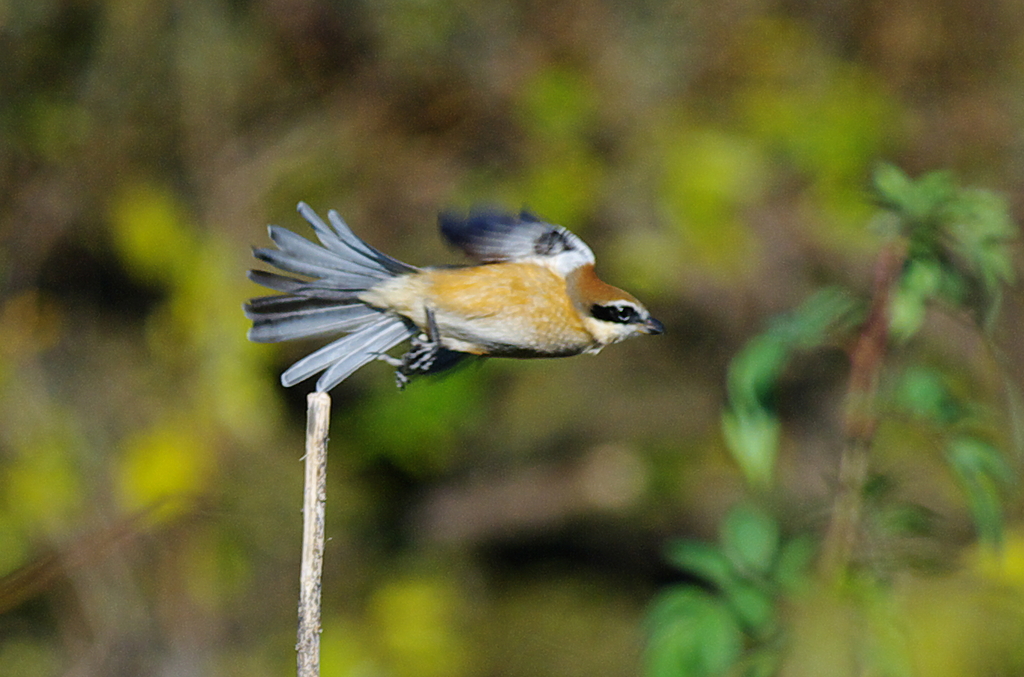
(393, 307), (442, 389)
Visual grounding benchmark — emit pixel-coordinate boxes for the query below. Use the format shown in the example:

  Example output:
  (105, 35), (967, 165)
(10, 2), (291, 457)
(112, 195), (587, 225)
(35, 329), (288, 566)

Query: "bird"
(245, 202), (663, 391)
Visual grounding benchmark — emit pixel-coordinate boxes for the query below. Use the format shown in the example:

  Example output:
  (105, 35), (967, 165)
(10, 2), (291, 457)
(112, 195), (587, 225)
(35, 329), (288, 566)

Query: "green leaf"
(895, 365), (961, 425)
(719, 578), (775, 636)
(943, 188), (1017, 329)
(767, 287), (860, 350)
(888, 258), (942, 341)
(946, 436), (1012, 547)
(945, 189), (1017, 251)
(645, 587), (744, 677)
(722, 408), (780, 489)
(872, 165), (1017, 332)
(872, 163), (914, 213)
(912, 171), (956, 220)
(721, 504), (780, 575)
(725, 334), (789, 411)
(791, 287), (861, 349)
(725, 287), (858, 410)
(872, 163), (955, 228)
(664, 541), (736, 590)
(948, 437), (1014, 486)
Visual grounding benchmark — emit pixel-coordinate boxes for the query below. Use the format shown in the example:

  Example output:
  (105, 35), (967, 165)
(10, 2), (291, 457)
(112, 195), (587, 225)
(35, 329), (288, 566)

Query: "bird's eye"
(591, 303), (640, 324)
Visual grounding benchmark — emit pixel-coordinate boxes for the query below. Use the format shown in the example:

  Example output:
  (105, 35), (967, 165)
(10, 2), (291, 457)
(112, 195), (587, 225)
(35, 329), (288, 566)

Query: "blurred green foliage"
(648, 165), (1022, 676)
(876, 164), (1017, 330)
(723, 288), (859, 487)
(347, 367), (488, 475)
(511, 65), (605, 226)
(648, 504), (815, 677)
(2, 1), (1024, 676)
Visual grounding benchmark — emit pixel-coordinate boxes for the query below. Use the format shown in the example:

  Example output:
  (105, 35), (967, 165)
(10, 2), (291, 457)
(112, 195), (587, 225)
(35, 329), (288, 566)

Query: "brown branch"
(0, 506), (161, 615)
(819, 238), (907, 579)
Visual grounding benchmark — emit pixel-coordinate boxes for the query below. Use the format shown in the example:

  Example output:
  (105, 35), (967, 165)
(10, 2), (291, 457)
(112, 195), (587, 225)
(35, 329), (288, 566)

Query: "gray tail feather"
(282, 316), (416, 392)
(245, 293), (385, 343)
(251, 202), (417, 291)
(246, 203), (420, 389)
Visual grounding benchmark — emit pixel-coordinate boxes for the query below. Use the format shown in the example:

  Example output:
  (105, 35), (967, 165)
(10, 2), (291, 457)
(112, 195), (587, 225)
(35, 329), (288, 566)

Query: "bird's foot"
(393, 307), (442, 389)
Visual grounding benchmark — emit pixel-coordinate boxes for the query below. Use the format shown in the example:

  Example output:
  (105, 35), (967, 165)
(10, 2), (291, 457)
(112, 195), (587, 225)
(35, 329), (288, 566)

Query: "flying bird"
(245, 203), (663, 391)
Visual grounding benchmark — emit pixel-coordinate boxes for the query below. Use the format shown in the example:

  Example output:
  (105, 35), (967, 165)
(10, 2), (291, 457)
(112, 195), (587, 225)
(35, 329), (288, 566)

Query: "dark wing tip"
(439, 207), (561, 263)
(439, 209), (512, 260)
(518, 208), (543, 223)
(439, 208), (519, 243)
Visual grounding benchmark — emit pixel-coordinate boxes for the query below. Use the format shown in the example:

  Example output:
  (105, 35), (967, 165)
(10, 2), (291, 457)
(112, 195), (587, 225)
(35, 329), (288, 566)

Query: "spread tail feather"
(281, 316), (415, 391)
(245, 203), (420, 389)
(245, 295), (385, 343)
(252, 204), (416, 291)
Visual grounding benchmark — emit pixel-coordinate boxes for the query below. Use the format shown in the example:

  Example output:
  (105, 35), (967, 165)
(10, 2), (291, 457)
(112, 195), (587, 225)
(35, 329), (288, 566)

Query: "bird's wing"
(438, 210), (595, 276)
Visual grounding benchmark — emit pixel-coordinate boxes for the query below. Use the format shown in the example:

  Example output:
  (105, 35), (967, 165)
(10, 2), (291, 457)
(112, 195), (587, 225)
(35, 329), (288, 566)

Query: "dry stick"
(819, 239), (908, 579)
(298, 392), (331, 677)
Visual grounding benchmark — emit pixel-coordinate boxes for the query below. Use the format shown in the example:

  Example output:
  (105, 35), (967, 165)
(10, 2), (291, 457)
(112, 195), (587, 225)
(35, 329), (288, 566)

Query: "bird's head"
(569, 265), (664, 346)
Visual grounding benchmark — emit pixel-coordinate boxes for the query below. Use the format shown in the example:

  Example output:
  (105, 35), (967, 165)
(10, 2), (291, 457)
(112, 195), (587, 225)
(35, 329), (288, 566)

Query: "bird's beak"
(642, 317), (665, 335)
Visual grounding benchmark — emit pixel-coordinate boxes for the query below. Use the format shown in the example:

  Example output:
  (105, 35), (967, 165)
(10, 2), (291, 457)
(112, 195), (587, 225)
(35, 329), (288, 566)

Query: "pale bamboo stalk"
(297, 392), (331, 677)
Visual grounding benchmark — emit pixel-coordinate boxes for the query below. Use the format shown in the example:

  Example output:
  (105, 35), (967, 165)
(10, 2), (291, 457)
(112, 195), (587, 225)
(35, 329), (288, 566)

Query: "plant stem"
(819, 239), (907, 579)
(298, 392), (331, 677)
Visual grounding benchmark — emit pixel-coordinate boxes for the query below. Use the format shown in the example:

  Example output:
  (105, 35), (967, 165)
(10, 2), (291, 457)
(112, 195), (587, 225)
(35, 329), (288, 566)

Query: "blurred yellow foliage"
(5, 433), (83, 537)
(734, 18), (894, 245)
(109, 182), (198, 285)
(319, 616), (375, 677)
(0, 515), (30, 579)
(161, 235), (282, 441)
(661, 128), (765, 276)
(109, 179), (281, 442)
(515, 66), (604, 227)
(971, 527), (1024, 588)
(520, 66), (598, 144)
(116, 420), (215, 521)
(780, 574), (1024, 677)
(900, 574), (1024, 677)
(519, 147), (603, 229)
(0, 638), (62, 677)
(368, 576), (471, 677)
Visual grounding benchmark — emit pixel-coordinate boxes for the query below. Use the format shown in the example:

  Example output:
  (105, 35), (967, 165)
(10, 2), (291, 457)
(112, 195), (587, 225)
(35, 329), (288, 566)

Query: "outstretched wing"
(439, 210), (595, 276)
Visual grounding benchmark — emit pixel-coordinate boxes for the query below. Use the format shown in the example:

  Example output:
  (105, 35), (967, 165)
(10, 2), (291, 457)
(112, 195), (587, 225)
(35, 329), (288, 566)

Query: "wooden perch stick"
(297, 392), (331, 677)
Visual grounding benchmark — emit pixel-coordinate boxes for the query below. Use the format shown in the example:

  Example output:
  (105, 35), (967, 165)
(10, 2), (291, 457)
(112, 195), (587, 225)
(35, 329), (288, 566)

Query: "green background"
(1, 1), (1023, 675)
